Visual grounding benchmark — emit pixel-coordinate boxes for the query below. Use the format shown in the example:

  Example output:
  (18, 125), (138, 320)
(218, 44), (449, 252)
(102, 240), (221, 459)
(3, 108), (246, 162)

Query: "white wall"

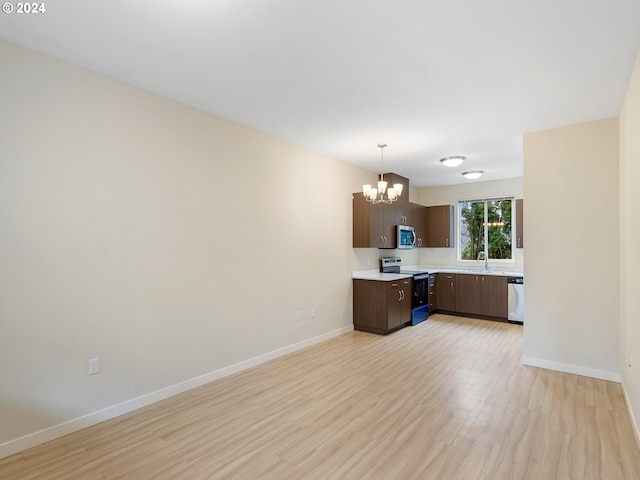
(522, 118), (620, 380)
(0, 40), (380, 455)
(620, 50), (640, 437)
(416, 178), (524, 270)
(1, 35), (635, 457)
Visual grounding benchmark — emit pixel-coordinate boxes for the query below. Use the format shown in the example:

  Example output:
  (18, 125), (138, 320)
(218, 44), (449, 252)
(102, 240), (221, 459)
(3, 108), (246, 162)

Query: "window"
(458, 198), (513, 261)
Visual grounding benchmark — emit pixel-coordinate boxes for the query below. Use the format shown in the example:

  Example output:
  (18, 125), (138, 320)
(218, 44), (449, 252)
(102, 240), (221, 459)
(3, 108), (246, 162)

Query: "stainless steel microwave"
(396, 225), (416, 249)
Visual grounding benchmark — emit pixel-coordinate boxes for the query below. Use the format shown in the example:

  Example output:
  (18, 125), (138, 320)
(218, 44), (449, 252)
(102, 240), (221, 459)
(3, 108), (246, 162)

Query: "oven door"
(412, 274), (430, 308)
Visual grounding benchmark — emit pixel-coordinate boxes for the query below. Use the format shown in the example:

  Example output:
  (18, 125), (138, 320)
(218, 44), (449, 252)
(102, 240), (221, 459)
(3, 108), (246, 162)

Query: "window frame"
(457, 197), (515, 265)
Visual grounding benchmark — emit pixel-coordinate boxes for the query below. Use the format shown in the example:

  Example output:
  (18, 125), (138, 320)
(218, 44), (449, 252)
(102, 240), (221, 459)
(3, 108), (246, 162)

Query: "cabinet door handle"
(451, 282), (454, 291)
(380, 236), (385, 247)
(445, 238), (449, 247)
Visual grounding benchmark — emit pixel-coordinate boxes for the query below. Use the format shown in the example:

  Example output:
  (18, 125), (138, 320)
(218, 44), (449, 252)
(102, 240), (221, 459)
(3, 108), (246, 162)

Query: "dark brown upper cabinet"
(352, 173), (410, 249)
(427, 205), (454, 248)
(411, 203), (428, 247)
(516, 198), (524, 248)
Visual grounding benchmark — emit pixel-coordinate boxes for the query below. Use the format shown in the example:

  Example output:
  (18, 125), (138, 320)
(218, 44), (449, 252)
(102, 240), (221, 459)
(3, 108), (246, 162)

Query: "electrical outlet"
(296, 310), (302, 321)
(310, 307), (315, 318)
(88, 357), (100, 375)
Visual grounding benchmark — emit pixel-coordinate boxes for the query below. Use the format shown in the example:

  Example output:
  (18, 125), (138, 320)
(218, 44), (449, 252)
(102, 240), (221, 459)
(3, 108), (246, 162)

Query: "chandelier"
(362, 144), (403, 204)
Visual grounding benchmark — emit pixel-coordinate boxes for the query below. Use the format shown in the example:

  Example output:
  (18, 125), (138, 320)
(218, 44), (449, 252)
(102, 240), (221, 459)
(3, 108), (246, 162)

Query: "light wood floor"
(2, 314), (640, 479)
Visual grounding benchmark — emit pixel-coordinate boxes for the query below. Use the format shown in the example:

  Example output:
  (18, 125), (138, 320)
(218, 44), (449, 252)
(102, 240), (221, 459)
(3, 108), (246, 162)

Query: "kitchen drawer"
(389, 278), (412, 291)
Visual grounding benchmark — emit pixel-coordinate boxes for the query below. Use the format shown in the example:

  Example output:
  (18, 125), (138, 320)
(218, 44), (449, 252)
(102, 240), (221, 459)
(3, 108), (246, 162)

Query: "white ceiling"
(2, 0), (639, 187)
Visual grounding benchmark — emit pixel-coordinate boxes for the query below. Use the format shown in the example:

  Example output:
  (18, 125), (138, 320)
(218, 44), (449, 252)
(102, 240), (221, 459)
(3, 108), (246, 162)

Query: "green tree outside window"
(460, 199), (513, 260)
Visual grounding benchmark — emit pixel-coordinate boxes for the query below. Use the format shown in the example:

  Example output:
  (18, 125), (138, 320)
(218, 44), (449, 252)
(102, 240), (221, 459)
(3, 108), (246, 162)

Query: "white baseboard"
(522, 356), (622, 383)
(0, 325), (354, 460)
(621, 382), (640, 451)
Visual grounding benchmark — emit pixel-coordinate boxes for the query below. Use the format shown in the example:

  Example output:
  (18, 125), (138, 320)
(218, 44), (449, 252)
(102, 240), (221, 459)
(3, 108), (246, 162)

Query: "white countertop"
(352, 265), (524, 280)
(351, 271), (414, 281)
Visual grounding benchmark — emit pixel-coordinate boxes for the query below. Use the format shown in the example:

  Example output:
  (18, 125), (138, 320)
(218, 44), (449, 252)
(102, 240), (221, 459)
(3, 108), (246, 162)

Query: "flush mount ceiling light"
(362, 143), (403, 204)
(440, 156), (466, 167)
(462, 170), (484, 180)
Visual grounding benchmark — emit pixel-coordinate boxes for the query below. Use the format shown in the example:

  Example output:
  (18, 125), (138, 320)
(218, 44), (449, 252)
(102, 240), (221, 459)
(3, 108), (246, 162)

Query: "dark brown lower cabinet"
(481, 275), (508, 318)
(455, 274), (478, 314)
(353, 278), (412, 335)
(455, 274), (508, 320)
(428, 274), (437, 312)
(354, 273), (508, 333)
(432, 272), (508, 320)
(436, 273), (456, 311)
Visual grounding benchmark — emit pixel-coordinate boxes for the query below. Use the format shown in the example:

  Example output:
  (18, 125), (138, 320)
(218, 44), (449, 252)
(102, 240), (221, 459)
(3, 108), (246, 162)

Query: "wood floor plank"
(2, 314), (640, 479)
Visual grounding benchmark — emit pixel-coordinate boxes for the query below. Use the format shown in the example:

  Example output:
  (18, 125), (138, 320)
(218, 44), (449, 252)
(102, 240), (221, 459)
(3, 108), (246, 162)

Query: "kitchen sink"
(453, 269), (519, 275)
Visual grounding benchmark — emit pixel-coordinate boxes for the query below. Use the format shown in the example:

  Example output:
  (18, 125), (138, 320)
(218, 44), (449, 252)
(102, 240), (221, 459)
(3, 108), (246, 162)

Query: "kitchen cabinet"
(411, 203), (428, 247)
(437, 273), (456, 311)
(516, 199), (524, 248)
(383, 173), (410, 202)
(352, 194), (394, 248)
(427, 205), (454, 247)
(389, 199), (412, 230)
(428, 274), (437, 312)
(482, 275), (508, 318)
(352, 173), (409, 249)
(382, 173), (411, 227)
(455, 274), (479, 314)
(353, 278), (412, 334)
(455, 274), (508, 319)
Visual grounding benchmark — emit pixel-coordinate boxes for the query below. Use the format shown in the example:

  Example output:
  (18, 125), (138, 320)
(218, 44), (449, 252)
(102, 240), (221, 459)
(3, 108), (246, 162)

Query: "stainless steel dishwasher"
(507, 276), (524, 324)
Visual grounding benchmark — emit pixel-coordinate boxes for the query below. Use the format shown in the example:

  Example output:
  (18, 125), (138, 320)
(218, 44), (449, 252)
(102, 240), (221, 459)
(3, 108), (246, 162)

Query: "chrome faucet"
(477, 251), (489, 271)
